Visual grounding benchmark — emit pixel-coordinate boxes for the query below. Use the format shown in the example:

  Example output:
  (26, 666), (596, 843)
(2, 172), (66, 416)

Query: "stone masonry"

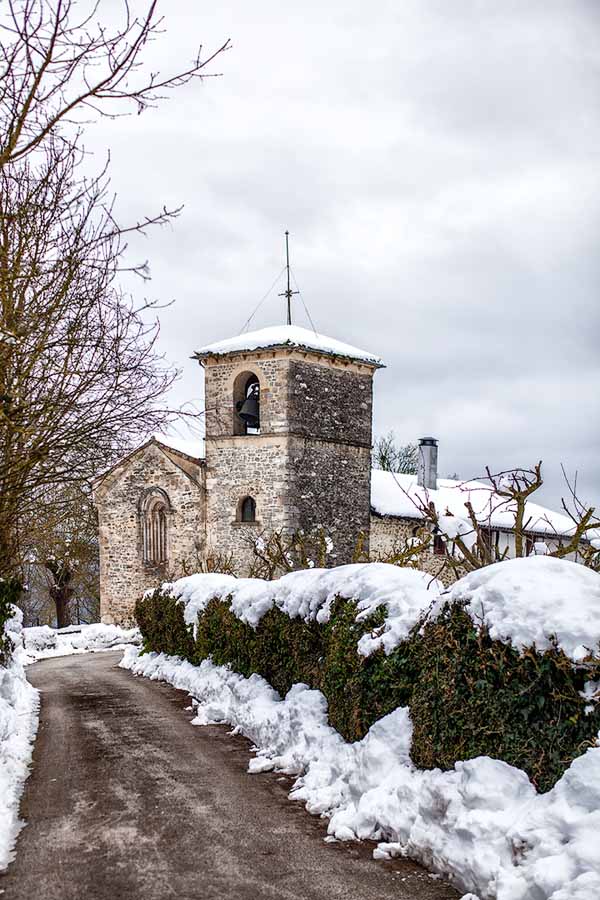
(202, 348), (376, 573)
(94, 441), (205, 624)
(95, 323), (587, 624)
(94, 329), (386, 624)
(369, 515), (459, 587)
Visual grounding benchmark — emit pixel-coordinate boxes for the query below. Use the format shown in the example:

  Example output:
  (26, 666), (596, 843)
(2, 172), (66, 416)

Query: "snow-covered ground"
(126, 556), (600, 900)
(22, 622), (141, 662)
(121, 647), (600, 900)
(0, 607), (40, 870)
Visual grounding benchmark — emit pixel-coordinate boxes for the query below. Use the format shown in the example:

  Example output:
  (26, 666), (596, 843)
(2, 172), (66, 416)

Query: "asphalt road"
(1, 651), (458, 900)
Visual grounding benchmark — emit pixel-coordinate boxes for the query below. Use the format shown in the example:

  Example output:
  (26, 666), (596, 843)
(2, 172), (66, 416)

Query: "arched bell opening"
(233, 371), (261, 435)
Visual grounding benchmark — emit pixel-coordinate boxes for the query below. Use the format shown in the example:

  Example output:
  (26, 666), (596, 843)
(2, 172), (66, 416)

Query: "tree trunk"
(49, 579), (72, 629)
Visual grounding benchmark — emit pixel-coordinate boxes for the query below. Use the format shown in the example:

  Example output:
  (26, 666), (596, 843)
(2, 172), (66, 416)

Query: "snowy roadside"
(22, 623), (141, 662)
(121, 639), (600, 900)
(0, 620), (140, 869)
(0, 608), (40, 871)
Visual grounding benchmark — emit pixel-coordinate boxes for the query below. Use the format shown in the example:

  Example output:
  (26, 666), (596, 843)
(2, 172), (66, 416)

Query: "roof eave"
(191, 343), (385, 369)
(369, 507), (582, 540)
(92, 437), (204, 494)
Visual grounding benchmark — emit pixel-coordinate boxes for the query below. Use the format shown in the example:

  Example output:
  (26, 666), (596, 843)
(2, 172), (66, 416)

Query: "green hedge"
(135, 589), (600, 791)
(0, 578), (22, 665)
(410, 604), (600, 787)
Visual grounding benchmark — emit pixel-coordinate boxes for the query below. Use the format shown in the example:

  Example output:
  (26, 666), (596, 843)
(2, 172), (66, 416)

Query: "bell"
(237, 389), (260, 429)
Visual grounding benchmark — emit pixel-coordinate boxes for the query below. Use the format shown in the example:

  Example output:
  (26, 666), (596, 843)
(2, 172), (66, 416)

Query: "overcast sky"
(94, 0), (600, 511)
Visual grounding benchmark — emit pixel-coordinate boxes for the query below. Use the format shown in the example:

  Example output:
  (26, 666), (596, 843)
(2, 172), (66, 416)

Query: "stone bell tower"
(194, 325), (384, 571)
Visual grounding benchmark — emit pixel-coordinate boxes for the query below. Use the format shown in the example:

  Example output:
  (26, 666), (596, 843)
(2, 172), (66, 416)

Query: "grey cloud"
(99, 0), (599, 512)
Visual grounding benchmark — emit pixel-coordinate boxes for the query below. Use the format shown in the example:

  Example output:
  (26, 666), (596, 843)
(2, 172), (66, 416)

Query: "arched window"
(240, 496), (257, 523)
(233, 371), (261, 435)
(140, 489), (170, 566)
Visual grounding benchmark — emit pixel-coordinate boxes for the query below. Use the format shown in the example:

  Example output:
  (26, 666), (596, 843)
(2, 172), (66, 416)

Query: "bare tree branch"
(0, 0), (230, 167)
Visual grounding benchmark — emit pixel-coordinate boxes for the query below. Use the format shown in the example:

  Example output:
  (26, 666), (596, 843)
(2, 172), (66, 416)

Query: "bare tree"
(0, 1), (228, 579)
(373, 432), (418, 474)
(0, 149), (179, 575)
(22, 485), (100, 627)
(0, 0), (230, 168)
(555, 465), (600, 564)
(401, 462), (599, 580)
(244, 528), (336, 580)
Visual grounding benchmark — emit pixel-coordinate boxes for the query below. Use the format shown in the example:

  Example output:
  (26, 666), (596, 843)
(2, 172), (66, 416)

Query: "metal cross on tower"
(278, 230), (299, 325)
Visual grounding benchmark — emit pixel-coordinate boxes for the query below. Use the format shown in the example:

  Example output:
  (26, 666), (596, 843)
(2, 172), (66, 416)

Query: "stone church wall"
(369, 514), (459, 587)
(287, 359), (373, 447)
(202, 349), (376, 572)
(204, 434), (294, 572)
(288, 437), (372, 562)
(95, 443), (205, 624)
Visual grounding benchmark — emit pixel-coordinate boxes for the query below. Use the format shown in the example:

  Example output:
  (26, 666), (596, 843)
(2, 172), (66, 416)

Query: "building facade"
(94, 324), (585, 624)
(94, 326), (383, 623)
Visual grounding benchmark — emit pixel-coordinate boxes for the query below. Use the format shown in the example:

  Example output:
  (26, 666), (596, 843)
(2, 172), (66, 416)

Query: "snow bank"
(22, 624), (57, 653)
(437, 556), (600, 662)
(121, 647), (600, 900)
(23, 622), (141, 661)
(163, 563), (442, 650)
(0, 607), (39, 870)
(194, 324), (383, 366)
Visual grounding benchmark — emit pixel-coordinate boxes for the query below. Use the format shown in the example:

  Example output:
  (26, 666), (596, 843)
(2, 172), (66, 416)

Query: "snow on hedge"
(162, 563), (442, 652)
(0, 607), (39, 870)
(437, 556), (600, 662)
(23, 622), (141, 661)
(163, 557), (600, 662)
(121, 646), (600, 900)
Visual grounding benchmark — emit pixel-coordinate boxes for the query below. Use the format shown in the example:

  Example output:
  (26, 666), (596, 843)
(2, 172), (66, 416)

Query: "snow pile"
(0, 607), (39, 870)
(437, 556), (600, 662)
(371, 469), (581, 540)
(121, 647), (600, 900)
(23, 622), (141, 661)
(194, 324), (383, 367)
(22, 624), (56, 654)
(162, 563), (441, 646)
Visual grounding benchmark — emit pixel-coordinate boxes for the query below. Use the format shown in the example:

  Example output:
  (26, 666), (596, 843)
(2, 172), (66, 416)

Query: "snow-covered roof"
(194, 325), (383, 367)
(370, 469), (583, 539)
(152, 435), (203, 461)
(93, 436), (203, 488)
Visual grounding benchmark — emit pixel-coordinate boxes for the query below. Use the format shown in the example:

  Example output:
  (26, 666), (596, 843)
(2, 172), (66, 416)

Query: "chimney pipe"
(418, 437), (438, 490)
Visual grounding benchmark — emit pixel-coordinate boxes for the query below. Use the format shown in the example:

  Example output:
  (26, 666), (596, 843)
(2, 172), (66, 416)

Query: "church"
(94, 323), (580, 625)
